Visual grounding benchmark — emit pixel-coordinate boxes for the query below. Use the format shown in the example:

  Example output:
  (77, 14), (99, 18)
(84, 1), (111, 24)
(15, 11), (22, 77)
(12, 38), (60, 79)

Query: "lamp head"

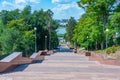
(34, 27), (37, 30)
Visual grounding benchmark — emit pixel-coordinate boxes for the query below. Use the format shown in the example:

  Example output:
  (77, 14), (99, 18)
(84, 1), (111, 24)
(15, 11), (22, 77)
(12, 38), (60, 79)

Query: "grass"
(94, 49), (106, 54)
(94, 46), (120, 59)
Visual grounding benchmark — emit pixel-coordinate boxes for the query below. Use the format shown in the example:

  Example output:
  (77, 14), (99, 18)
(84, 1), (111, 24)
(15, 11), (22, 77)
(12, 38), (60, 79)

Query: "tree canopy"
(68, 0), (120, 50)
(65, 17), (76, 44)
(0, 5), (59, 57)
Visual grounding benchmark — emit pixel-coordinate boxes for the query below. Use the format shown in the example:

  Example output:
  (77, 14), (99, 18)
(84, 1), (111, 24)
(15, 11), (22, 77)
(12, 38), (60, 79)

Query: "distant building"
(55, 19), (78, 25)
(58, 37), (65, 44)
(55, 19), (69, 25)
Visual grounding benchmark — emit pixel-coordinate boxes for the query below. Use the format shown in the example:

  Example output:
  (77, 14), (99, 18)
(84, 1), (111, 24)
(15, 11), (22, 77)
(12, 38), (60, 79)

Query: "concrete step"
(1, 77), (118, 80)
(42, 60), (99, 63)
(1, 72), (120, 80)
(51, 53), (84, 56)
(19, 63), (100, 68)
(45, 57), (89, 61)
(0, 52), (120, 80)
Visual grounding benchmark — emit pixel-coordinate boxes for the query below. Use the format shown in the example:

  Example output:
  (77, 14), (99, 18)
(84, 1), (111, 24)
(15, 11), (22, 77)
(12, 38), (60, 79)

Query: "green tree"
(66, 17), (76, 44)
(0, 5), (59, 57)
(0, 19), (34, 56)
(77, 0), (117, 49)
(77, 0), (116, 49)
(109, 4), (120, 46)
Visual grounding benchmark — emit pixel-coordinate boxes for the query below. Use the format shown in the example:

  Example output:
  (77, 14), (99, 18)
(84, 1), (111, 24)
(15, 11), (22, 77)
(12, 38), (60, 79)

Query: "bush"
(106, 46), (117, 54)
(0, 53), (9, 60)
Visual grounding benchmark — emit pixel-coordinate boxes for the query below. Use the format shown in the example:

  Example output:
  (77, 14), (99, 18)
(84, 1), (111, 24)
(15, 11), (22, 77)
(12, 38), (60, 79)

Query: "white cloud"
(52, 2), (84, 19)
(2, 1), (13, 7)
(52, 2), (80, 12)
(52, 0), (60, 3)
(1, 0), (40, 11)
(1, 1), (24, 10)
(52, 0), (73, 3)
(29, 0), (40, 4)
(1, 0), (25, 10)
(15, 0), (26, 4)
(15, 0), (40, 4)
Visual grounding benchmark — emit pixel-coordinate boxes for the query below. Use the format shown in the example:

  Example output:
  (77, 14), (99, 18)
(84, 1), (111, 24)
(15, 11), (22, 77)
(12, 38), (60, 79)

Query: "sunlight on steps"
(0, 52), (120, 80)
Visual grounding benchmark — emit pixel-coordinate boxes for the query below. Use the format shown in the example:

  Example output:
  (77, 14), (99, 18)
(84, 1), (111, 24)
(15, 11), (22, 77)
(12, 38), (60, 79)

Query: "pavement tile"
(0, 52), (120, 80)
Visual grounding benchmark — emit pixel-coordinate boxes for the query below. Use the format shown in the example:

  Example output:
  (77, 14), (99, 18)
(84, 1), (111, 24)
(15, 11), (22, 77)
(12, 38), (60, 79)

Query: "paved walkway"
(0, 52), (120, 80)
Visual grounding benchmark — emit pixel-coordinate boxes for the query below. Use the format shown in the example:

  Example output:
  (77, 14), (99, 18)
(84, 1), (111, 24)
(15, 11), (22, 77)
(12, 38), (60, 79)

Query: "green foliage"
(73, 13), (102, 49)
(74, 0), (119, 50)
(66, 17), (76, 43)
(94, 50), (106, 54)
(0, 29), (20, 54)
(0, 5), (59, 57)
(106, 46), (117, 54)
(58, 34), (64, 37)
(0, 53), (9, 60)
(0, 19), (34, 56)
(51, 32), (59, 48)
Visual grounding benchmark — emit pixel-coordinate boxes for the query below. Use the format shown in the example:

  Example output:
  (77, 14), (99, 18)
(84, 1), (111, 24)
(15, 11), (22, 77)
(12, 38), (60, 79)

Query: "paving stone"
(0, 52), (120, 80)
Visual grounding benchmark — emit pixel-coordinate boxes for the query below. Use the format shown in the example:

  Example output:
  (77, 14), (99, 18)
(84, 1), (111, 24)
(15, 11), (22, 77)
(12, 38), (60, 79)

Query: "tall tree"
(0, 5), (59, 57)
(77, 0), (116, 49)
(0, 19), (34, 56)
(66, 17), (76, 44)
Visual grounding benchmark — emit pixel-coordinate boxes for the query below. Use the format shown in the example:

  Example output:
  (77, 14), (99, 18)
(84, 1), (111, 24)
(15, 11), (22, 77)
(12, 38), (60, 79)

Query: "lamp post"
(87, 36), (89, 51)
(48, 21), (51, 50)
(106, 28), (109, 48)
(45, 35), (47, 50)
(115, 32), (118, 46)
(34, 27), (37, 53)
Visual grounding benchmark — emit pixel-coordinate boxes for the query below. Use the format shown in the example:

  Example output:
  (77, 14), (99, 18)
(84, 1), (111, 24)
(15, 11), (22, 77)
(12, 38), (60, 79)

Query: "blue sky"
(0, 0), (84, 19)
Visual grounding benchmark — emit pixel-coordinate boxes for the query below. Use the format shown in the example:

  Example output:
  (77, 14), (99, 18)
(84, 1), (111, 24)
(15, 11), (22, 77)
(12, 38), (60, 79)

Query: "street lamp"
(34, 27), (37, 53)
(45, 35), (47, 50)
(116, 32), (119, 38)
(87, 36), (89, 39)
(106, 28), (109, 48)
(48, 21), (51, 50)
(87, 36), (89, 51)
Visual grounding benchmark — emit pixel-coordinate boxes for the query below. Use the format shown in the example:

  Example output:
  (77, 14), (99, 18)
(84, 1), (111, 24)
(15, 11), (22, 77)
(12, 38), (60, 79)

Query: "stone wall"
(0, 51), (46, 72)
(89, 52), (120, 66)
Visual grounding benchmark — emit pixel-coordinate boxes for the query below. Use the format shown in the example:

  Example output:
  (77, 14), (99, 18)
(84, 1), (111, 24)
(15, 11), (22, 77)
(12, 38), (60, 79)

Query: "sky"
(0, 0), (84, 19)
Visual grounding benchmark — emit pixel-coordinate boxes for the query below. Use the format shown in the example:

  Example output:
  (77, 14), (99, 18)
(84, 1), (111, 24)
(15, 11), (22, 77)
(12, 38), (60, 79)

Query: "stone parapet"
(0, 51), (45, 72)
(89, 52), (120, 66)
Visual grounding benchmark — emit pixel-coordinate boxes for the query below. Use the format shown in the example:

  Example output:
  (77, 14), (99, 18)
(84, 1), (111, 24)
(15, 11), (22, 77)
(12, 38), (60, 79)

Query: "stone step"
(1, 72), (120, 80)
(48, 54), (86, 58)
(44, 59), (89, 61)
(13, 65), (120, 74)
(45, 56), (88, 58)
(0, 52), (120, 80)
(0, 76), (118, 80)
(50, 53), (85, 56)
(21, 63), (100, 68)
(42, 60), (99, 63)
(0, 77), (118, 80)
(45, 57), (89, 60)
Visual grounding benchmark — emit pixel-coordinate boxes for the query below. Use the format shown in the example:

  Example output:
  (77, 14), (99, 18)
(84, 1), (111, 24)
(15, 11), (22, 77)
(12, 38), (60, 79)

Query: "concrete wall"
(89, 52), (120, 66)
(0, 51), (46, 72)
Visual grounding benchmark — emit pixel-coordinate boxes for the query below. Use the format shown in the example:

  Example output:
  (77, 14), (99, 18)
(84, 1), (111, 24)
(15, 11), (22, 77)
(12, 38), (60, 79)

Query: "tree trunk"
(101, 14), (107, 49)
(101, 24), (104, 50)
(95, 40), (98, 50)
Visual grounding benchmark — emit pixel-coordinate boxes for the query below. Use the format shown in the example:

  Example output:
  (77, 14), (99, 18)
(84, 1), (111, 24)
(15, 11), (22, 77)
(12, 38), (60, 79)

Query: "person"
(73, 48), (77, 53)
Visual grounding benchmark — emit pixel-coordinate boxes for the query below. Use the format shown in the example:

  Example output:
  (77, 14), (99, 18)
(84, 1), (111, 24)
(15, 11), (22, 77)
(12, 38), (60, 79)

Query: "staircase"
(0, 52), (120, 80)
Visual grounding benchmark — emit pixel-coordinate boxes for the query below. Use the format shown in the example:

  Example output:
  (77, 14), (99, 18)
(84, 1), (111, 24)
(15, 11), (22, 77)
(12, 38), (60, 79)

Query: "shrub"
(0, 53), (9, 60)
(106, 46), (117, 54)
